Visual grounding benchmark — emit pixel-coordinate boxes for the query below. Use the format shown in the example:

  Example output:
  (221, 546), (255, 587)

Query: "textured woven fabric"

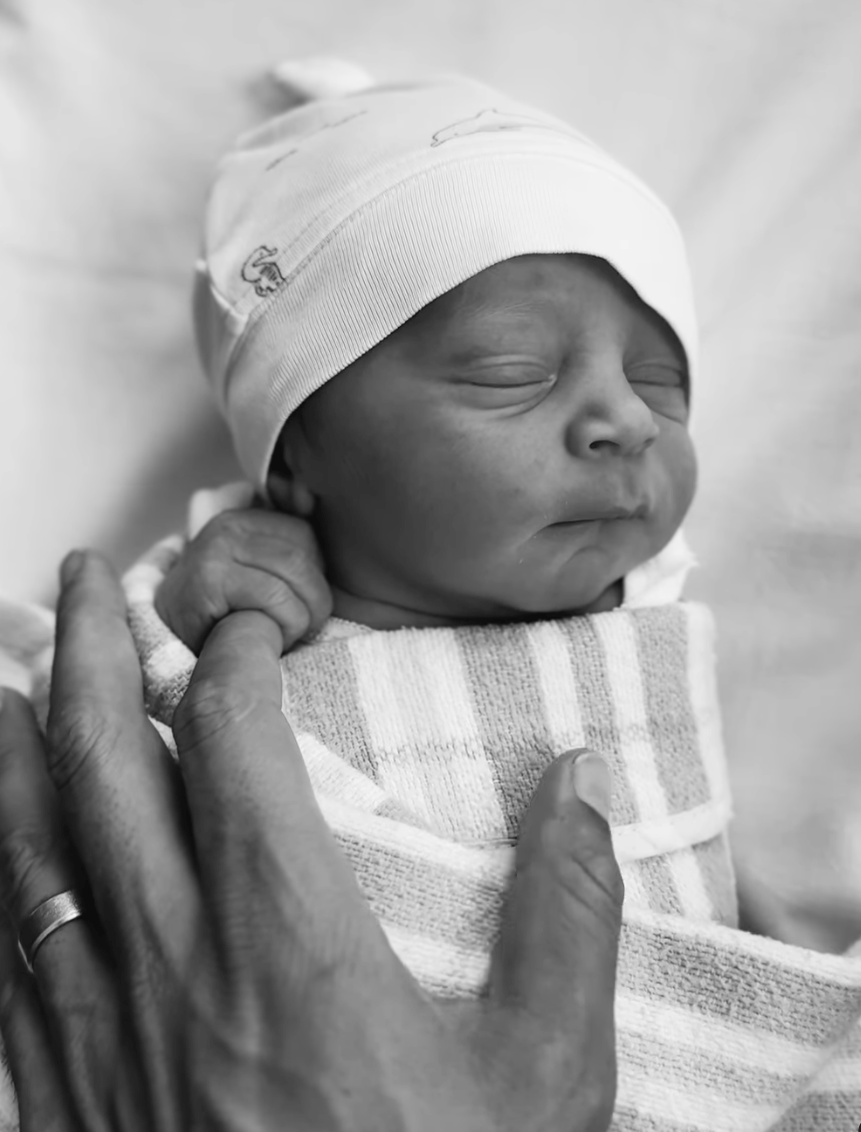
(122, 536), (861, 1128)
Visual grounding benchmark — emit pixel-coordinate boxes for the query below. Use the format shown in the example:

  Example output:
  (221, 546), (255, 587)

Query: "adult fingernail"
(571, 751), (612, 822)
(60, 550), (85, 587)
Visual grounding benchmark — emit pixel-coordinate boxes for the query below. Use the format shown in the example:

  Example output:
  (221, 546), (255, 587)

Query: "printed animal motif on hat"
(241, 246), (286, 297)
(431, 108), (583, 147)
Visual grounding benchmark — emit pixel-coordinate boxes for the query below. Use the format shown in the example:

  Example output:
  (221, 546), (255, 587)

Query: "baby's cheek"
(645, 431), (696, 556)
(667, 429), (698, 519)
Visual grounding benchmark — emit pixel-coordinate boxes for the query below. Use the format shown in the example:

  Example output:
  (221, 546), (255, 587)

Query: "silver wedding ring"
(17, 890), (84, 974)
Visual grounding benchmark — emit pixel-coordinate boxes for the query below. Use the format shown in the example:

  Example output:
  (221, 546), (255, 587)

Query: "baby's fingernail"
(60, 550), (85, 587)
(571, 751), (612, 822)
(0, 688), (5, 715)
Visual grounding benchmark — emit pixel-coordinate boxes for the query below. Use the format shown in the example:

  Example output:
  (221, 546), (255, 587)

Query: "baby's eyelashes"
(466, 376), (557, 391)
(626, 377), (689, 424)
(453, 362), (558, 390)
(625, 361), (686, 384)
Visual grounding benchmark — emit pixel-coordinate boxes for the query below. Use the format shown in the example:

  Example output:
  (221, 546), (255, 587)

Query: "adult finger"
(0, 913), (81, 1132)
(0, 690), (118, 1123)
(0, 691), (107, 995)
(48, 553), (200, 970)
(173, 612), (373, 950)
(485, 750), (623, 1123)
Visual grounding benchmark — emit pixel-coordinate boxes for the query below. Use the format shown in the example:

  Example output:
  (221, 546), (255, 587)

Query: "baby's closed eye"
(625, 361), (689, 416)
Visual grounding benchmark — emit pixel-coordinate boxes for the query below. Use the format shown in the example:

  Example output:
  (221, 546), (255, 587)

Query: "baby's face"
(279, 253), (696, 628)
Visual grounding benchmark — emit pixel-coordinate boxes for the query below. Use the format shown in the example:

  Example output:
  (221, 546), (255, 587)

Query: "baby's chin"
(510, 544), (641, 614)
(522, 518), (677, 614)
(567, 577), (626, 614)
(510, 575), (626, 618)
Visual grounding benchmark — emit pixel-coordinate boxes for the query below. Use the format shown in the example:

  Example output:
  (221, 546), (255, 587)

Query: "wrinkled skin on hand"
(0, 553), (623, 1132)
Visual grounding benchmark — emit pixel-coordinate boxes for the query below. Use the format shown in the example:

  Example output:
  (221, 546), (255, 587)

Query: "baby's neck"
(329, 578), (625, 630)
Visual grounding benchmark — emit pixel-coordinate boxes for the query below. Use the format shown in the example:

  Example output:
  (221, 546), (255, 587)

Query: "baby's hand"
(155, 509), (332, 654)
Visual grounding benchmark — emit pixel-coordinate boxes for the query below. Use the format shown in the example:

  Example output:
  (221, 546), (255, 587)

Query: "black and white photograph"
(1, 0), (860, 1127)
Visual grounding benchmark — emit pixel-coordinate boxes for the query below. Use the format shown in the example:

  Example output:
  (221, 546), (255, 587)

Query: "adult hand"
(0, 552), (623, 1132)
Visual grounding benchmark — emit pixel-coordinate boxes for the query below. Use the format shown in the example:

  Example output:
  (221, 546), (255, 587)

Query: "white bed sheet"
(2, 0), (860, 950)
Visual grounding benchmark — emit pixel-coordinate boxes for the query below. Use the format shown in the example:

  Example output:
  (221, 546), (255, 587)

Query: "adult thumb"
(487, 750), (624, 1056)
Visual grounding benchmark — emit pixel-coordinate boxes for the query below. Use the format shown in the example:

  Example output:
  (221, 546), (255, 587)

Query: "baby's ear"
(266, 442), (316, 519)
(267, 473), (315, 518)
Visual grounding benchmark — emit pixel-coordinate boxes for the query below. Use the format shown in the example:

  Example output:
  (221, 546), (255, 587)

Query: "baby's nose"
(566, 370), (659, 458)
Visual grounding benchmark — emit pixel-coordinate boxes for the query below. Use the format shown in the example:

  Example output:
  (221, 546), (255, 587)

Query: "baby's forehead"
(388, 253), (660, 357)
(392, 254), (576, 342)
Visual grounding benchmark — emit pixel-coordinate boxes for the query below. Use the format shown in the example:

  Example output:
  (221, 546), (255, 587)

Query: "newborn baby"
(5, 65), (859, 1131)
(130, 67), (735, 1002)
(165, 249), (694, 633)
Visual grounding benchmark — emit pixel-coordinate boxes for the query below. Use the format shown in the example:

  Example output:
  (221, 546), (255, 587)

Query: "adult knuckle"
(556, 841), (625, 933)
(557, 812), (625, 908)
(532, 815), (623, 906)
(173, 677), (257, 751)
(586, 844), (625, 910)
(0, 825), (55, 912)
(46, 698), (117, 793)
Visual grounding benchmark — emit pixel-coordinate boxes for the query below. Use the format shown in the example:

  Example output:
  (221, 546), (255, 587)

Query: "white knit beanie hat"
(194, 60), (698, 491)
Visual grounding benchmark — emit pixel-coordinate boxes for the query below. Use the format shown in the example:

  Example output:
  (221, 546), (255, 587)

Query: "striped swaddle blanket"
(122, 536), (861, 1130)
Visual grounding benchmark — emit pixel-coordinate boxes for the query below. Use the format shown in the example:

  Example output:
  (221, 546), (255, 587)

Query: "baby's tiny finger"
(245, 566), (322, 646)
(154, 566), (214, 655)
(240, 547), (332, 638)
(215, 565), (325, 650)
(272, 552), (333, 634)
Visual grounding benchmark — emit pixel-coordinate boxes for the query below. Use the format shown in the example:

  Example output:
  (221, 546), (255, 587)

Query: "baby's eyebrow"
(434, 318), (556, 367)
(438, 347), (557, 374)
(443, 344), (515, 365)
(628, 354), (688, 374)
